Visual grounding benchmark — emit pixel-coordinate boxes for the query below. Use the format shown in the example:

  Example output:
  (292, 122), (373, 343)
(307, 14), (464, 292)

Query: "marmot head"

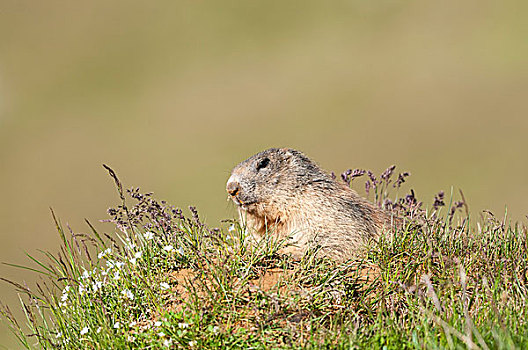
(226, 148), (332, 213)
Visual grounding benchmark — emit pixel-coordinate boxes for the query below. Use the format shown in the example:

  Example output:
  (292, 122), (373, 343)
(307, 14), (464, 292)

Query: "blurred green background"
(1, 0), (527, 347)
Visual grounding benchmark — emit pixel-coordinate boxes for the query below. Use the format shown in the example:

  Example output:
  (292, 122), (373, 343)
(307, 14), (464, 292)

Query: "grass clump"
(1, 165), (527, 349)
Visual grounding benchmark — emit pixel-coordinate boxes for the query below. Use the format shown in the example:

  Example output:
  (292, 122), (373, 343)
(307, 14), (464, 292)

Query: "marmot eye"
(256, 157), (270, 171)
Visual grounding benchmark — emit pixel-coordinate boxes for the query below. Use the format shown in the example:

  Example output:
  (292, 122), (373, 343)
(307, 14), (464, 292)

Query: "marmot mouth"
(230, 195), (256, 209)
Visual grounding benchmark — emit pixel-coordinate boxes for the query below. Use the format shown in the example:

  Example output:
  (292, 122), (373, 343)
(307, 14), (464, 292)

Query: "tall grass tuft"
(1, 165), (527, 349)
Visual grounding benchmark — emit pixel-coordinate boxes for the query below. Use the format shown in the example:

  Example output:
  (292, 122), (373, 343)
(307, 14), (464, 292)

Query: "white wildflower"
(122, 289), (134, 300)
(92, 280), (103, 293)
(178, 322), (189, 329)
(129, 321), (137, 327)
(78, 284), (86, 295)
(56, 331), (62, 338)
(113, 271), (121, 280)
(98, 248), (112, 259)
(144, 231), (155, 240)
(127, 334), (135, 342)
(115, 261), (125, 269)
(62, 285), (70, 294)
(178, 247), (185, 255)
(163, 245), (174, 253)
(163, 338), (173, 347)
(106, 260), (115, 268)
(160, 282), (170, 290)
(157, 331), (166, 337)
(228, 224), (235, 232)
(130, 251), (142, 264)
(80, 326), (89, 335)
(212, 326), (220, 334)
(189, 340), (197, 347)
(81, 269), (90, 280)
(125, 238), (137, 250)
(154, 321), (162, 327)
(113, 322), (120, 329)
(60, 293), (68, 302)
(96, 327), (102, 334)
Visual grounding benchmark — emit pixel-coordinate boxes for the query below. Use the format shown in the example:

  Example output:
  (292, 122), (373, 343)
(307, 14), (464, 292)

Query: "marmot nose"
(226, 181), (240, 196)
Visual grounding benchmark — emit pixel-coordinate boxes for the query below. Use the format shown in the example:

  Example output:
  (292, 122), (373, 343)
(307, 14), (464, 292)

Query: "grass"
(1, 166), (527, 349)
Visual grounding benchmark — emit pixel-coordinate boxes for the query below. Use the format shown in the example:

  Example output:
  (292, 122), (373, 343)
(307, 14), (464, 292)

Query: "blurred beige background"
(1, 0), (527, 347)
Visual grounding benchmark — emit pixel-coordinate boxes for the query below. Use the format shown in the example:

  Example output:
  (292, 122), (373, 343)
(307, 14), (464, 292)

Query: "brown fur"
(226, 148), (396, 261)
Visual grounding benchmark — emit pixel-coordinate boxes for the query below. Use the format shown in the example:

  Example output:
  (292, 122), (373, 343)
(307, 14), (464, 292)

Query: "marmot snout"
(227, 148), (395, 261)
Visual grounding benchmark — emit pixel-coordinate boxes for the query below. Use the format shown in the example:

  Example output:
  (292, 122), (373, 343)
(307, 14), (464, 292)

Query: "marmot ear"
(280, 148), (294, 159)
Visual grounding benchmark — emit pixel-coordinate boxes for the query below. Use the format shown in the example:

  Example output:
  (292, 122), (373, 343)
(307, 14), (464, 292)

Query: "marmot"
(226, 148), (396, 261)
